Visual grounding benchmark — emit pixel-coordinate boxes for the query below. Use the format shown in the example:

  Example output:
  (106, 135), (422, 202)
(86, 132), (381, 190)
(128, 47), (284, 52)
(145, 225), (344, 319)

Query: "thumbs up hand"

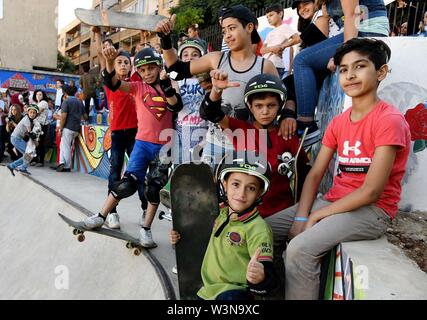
(246, 248), (265, 285)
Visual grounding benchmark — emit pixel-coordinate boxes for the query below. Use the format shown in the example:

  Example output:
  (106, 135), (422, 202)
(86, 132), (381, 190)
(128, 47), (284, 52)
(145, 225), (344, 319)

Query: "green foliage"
(57, 52), (76, 74)
(174, 7), (205, 33)
(170, 0), (284, 27)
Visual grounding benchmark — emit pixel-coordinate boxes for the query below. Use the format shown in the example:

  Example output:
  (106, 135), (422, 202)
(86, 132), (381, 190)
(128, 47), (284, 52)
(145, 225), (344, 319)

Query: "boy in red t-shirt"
(267, 38), (411, 299)
(83, 46), (183, 248)
(201, 72), (309, 219)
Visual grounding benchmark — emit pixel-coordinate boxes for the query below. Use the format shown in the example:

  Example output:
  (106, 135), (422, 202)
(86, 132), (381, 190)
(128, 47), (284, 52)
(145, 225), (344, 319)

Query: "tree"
(170, 0), (285, 27)
(174, 7), (204, 33)
(57, 52), (76, 74)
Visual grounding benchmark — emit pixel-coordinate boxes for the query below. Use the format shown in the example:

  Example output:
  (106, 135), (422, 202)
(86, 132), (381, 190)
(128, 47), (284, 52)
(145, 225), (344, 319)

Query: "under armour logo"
(343, 141), (362, 156)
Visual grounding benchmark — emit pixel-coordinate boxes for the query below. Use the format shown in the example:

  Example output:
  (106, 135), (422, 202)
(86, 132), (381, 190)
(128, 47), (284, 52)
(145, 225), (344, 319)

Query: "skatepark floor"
(0, 165), (178, 300)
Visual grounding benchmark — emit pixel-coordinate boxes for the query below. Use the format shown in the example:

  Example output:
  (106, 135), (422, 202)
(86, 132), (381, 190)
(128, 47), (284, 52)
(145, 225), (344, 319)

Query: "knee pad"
(144, 184), (161, 205)
(111, 173), (138, 200)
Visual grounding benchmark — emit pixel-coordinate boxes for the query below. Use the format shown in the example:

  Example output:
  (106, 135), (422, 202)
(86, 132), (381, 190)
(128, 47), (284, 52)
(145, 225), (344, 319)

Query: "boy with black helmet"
(84, 45), (183, 248)
(170, 152), (277, 300)
(201, 72), (310, 219)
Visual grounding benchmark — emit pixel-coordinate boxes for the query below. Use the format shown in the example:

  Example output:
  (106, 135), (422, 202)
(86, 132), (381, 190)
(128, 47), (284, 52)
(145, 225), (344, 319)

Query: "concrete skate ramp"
(0, 167), (174, 299)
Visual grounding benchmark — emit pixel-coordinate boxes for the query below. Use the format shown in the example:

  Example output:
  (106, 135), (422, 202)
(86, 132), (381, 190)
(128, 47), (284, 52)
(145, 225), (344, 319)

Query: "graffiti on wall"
(73, 125), (112, 179)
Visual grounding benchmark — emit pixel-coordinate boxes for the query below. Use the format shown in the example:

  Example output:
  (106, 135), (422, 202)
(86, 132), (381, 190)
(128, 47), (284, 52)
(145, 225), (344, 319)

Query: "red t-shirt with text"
(322, 101), (411, 219)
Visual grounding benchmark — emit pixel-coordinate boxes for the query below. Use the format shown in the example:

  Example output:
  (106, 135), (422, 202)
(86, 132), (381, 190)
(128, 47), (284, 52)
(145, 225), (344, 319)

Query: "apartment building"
(58, 0), (178, 73)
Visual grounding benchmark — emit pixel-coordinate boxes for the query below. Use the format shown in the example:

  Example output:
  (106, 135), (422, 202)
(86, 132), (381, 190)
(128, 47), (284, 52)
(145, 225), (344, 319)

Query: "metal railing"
(200, 0), (427, 50)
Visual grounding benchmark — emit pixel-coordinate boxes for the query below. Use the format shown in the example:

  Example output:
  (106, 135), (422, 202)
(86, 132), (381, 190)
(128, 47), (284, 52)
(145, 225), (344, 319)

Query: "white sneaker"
(84, 214), (105, 229)
(172, 266), (178, 275)
(107, 213), (120, 229)
(139, 228), (157, 248)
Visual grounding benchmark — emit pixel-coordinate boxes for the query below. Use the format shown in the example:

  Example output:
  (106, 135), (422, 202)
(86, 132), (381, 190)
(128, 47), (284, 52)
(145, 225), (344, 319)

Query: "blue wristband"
(294, 217), (308, 222)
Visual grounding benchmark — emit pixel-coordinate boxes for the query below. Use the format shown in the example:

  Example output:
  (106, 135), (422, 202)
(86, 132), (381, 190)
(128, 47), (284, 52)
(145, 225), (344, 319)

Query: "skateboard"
(170, 163), (219, 300)
(58, 213), (145, 256)
(75, 8), (166, 32)
(278, 127), (309, 204)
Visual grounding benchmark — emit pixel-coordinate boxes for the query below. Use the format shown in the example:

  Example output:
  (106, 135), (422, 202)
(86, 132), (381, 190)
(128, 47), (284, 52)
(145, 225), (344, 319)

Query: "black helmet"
(244, 74), (287, 110)
(134, 48), (162, 68)
(217, 151), (271, 198)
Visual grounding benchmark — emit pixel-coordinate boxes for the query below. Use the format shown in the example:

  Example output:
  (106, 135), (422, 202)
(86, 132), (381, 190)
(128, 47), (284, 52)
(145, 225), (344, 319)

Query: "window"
(0, 0), (3, 19)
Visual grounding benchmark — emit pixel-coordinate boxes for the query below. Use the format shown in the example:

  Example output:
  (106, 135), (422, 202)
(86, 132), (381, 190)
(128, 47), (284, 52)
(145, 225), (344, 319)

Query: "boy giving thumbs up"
(170, 152), (277, 300)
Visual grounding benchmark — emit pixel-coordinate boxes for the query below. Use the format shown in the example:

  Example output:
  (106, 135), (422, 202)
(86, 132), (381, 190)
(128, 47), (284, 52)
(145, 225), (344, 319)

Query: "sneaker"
(56, 164), (71, 172)
(139, 209), (147, 227)
(17, 168), (31, 175)
(139, 228), (157, 248)
(84, 214), (105, 229)
(106, 212), (120, 229)
(34, 163), (44, 168)
(297, 120), (321, 148)
(6, 164), (15, 177)
(172, 266), (178, 275)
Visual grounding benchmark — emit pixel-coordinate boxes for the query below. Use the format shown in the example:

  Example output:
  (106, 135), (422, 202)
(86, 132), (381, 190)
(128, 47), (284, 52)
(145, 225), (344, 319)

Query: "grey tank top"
(206, 51), (265, 147)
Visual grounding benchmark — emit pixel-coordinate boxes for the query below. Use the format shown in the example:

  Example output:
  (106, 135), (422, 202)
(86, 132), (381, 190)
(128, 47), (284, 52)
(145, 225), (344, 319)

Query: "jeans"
(294, 32), (387, 118)
(108, 128), (137, 192)
(9, 136), (28, 170)
(125, 140), (163, 203)
(0, 125), (6, 160)
(59, 128), (79, 169)
(265, 198), (390, 300)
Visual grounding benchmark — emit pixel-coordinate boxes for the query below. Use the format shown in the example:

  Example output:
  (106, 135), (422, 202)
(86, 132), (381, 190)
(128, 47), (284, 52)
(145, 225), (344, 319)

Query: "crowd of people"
(1, 0), (420, 300)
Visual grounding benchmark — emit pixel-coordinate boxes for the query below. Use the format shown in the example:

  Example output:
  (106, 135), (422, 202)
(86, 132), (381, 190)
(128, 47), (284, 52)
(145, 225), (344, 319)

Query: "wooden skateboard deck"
(58, 213), (147, 255)
(75, 8), (166, 32)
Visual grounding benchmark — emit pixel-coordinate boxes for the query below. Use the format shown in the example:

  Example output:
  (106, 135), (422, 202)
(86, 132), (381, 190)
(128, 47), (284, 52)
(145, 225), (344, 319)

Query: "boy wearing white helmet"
(170, 153), (277, 300)
(7, 104), (41, 176)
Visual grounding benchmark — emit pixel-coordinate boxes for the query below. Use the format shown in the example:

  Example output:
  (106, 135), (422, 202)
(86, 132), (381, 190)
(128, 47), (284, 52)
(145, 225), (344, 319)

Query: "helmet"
(26, 104), (40, 114)
(244, 74), (287, 110)
(218, 151), (271, 198)
(177, 38), (206, 59)
(134, 48), (162, 68)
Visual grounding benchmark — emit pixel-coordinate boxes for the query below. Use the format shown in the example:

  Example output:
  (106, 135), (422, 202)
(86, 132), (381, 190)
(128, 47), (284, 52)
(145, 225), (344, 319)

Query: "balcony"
(66, 36), (81, 50)
(72, 52), (91, 66)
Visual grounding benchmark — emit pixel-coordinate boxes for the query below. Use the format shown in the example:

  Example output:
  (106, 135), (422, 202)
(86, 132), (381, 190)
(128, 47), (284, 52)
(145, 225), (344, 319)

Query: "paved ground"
(0, 166), (177, 299)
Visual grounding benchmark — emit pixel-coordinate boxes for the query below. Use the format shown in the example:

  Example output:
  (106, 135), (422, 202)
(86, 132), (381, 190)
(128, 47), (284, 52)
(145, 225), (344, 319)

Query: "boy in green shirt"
(170, 154), (277, 300)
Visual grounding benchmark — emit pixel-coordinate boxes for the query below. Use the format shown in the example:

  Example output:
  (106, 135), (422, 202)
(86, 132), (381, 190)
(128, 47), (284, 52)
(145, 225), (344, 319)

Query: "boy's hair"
(63, 85), (75, 96)
(103, 38), (114, 46)
(247, 92), (281, 106)
(56, 79), (65, 85)
(334, 38), (391, 70)
(265, 4), (283, 14)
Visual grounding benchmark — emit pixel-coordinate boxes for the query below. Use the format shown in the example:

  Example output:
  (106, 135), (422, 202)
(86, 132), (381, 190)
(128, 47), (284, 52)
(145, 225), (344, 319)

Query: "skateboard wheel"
(133, 248), (141, 256)
(73, 229), (79, 236)
(77, 234), (85, 242)
(126, 242), (133, 249)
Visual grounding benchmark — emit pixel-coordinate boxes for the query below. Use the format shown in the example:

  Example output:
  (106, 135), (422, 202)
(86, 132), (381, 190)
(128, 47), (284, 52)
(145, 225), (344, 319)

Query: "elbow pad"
(167, 94), (183, 113)
(247, 261), (278, 296)
(200, 93), (225, 123)
(165, 60), (192, 81)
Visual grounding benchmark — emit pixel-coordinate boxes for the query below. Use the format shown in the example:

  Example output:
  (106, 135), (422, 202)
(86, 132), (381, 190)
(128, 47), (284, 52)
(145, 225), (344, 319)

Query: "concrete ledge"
(341, 237), (427, 300)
